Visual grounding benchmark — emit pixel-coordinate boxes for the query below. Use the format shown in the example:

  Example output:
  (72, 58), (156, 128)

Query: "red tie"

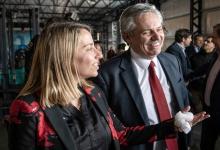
(148, 61), (178, 150)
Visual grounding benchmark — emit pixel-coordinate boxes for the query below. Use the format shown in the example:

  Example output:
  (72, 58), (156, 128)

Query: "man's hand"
(181, 106), (210, 126)
(174, 106), (210, 134)
(191, 111), (210, 126)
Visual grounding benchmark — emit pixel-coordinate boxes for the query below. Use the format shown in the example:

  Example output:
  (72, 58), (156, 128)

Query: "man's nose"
(151, 31), (160, 40)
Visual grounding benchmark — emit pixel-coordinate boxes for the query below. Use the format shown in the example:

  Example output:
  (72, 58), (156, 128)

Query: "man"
(93, 3), (189, 150)
(186, 34), (204, 59)
(201, 24), (220, 150)
(166, 29), (193, 81)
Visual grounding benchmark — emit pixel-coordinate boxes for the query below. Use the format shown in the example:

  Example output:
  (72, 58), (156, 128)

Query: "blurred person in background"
(186, 34), (204, 59)
(166, 29), (193, 82)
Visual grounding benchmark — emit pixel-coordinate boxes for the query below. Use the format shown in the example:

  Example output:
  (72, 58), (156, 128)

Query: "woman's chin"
(89, 72), (98, 78)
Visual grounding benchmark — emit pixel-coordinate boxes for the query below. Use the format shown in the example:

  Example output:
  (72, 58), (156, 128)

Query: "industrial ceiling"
(1, 0), (138, 26)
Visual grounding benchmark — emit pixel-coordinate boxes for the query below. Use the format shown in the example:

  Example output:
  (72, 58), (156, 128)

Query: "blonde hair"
(19, 22), (92, 107)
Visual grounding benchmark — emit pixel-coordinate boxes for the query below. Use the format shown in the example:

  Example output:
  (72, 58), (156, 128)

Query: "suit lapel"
(158, 54), (185, 108)
(44, 106), (77, 150)
(119, 51), (149, 124)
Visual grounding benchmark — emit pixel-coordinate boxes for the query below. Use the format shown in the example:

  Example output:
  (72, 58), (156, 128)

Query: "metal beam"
(62, 0), (71, 14)
(190, 0), (202, 35)
(30, 8), (39, 37)
(93, 0), (136, 21)
(0, 7), (10, 113)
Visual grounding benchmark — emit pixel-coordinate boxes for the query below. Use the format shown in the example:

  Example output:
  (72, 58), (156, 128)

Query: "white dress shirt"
(194, 45), (200, 53)
(177, 42), (186, 57)
(130, 49), (174, 150)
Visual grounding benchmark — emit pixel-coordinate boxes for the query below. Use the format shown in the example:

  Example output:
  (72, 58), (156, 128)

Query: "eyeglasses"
(205, 40), (213, 43)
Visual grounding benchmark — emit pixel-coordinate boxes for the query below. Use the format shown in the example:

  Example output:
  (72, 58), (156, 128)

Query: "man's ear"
(123, 32), (132, 44)
(182, 37), (185, 43)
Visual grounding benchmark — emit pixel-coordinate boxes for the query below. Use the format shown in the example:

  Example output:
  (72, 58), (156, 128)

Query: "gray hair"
(119, 3), (163, 34)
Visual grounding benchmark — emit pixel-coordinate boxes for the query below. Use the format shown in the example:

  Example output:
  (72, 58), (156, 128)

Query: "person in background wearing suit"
(166, 29), (193, 82)
(186, 34), (204, 59)
(8, 21), (209, 150)
(200, 23), (220, 150)
(93, 3), (196, 150)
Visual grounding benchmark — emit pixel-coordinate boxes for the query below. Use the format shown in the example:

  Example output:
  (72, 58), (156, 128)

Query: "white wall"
(161, 0), (220, 50)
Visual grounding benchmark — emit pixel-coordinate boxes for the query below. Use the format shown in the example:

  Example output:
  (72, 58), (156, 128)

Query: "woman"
(8, 22), (208, 150)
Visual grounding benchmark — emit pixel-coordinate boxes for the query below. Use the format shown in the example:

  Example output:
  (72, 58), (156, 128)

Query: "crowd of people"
(8, 2), (220, 150)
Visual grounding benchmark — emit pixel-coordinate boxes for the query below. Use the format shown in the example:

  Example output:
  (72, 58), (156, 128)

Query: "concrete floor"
(0, 120), (8, 150)
(190, 123), (220, 150)
(0, 119), (219, 150)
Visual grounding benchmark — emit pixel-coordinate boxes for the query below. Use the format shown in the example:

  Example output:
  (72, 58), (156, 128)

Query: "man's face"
(183, 35), (192, 47)
(124, 12), (164, 59)
(195, 36), (204, 48)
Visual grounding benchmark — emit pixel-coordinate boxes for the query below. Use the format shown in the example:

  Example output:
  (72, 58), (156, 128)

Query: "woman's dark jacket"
(8, 85), (177, 150)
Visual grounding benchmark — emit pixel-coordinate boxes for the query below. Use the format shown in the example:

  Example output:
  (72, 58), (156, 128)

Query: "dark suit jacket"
(190, 49), (216, 70)
(185, 45), (200, 59)
(188, 50), (216, 91)
(92, 50), (190, 150)
(8, 85), (177, 150)
(166, 42), (193, 81)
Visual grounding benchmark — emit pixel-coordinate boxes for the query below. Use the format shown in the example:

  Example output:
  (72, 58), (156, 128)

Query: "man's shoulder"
(159, 52), (178, 60)
(166, 42), (175, 50)
(103, 55), (122, 66)
(100, 51), (130, 70)
(158, 52), (180, 68)
(166, 42), (181, 52)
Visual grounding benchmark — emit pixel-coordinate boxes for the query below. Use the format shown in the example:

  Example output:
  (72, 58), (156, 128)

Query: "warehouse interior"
(1, 0), (220, 150)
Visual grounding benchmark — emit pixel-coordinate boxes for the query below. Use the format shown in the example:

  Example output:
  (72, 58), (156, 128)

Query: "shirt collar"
(130, 48), (158, 70)
(176, 42), (185, 51)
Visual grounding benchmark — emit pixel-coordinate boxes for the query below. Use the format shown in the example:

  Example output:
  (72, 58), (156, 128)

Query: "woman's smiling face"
(75, 29), (103, 79)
